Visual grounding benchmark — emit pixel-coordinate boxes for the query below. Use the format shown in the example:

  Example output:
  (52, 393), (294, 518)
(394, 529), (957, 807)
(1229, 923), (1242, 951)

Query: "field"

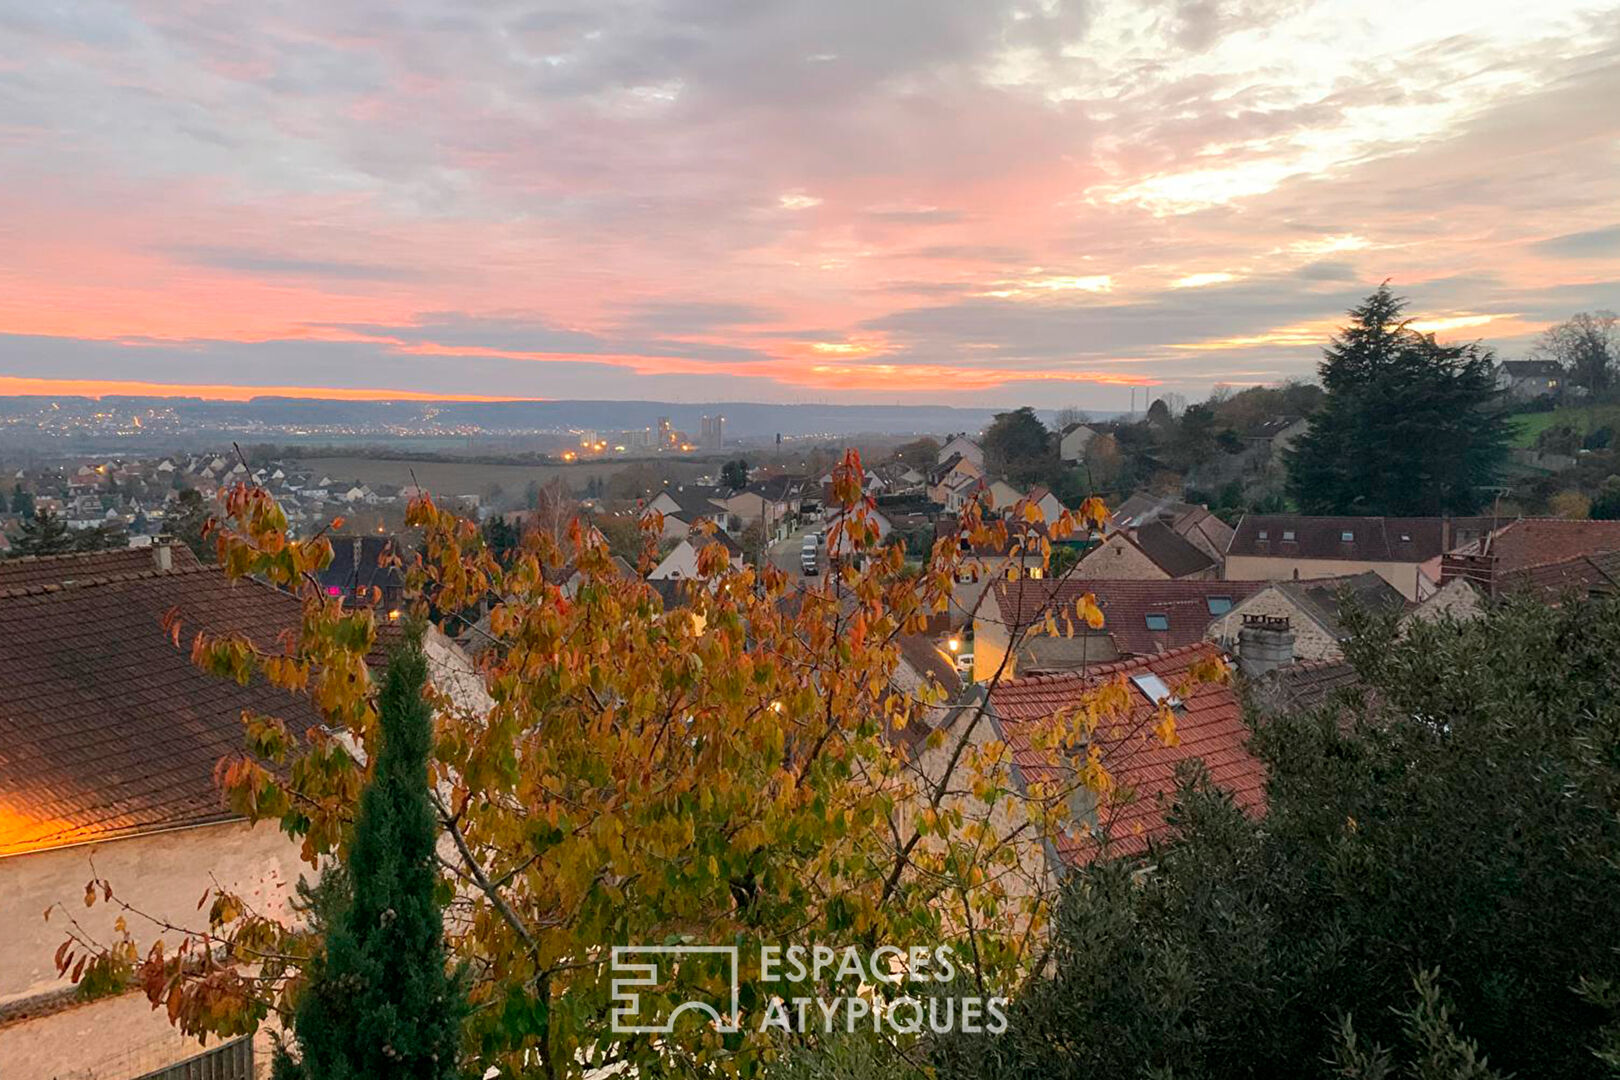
(1510, 404), (1620, 448)
(295, 455), (708, 500)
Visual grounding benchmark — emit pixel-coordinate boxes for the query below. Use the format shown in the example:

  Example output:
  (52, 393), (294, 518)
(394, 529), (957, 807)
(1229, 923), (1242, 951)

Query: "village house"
(974, 643), (1262, 867)
(1223, 514), (1481, 601)
(640, 485), (731, 540)
(1205, 571), (1407, 661)
(1058, 422), (1098, 463)
(1497, 359), (1565, 400)
(1439, 518), (1620, 598)
(647, 532), (745, 580)
(0, 545), (482, 1080)
(937, 434), (985, 470)
(972, 577), (1264, 681)
(1074, 520), (1221, 581)
(1109, 495), (1234, 564)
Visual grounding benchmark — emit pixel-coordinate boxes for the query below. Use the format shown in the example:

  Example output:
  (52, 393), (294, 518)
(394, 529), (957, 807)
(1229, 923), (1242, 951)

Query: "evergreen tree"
(10, 483), (34, 516)
(275, 633), (466, 1079)
(13, 508), (74, 556)
(982, 406), (1057, 487)
(1285, 285), (1511, 515)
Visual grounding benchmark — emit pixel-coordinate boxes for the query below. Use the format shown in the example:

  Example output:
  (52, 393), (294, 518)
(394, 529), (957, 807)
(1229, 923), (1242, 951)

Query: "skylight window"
(1145, 613), (1170, 631)
(1207, 596), (1233, 615)
(1340, 530), (1355, 542)
(1257, 529), (1268, 540)
(1282, 529), (1297, 541)
(1131, 672), (1181, 707)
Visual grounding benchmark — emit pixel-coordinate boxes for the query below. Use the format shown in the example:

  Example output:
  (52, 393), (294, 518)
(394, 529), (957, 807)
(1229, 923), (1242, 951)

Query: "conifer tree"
(275, 633), (465, 1079)
(14, 508), (74, 556)
(1286, 284), (1511, 515)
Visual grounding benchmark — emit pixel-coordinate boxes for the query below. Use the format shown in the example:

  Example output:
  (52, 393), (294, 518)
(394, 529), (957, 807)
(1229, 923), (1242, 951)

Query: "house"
(316, 535), (407, 608)
(640, 485), (730, 540)
(1243, 416), (1310, 457)
(0, 549), (332, 1077)
(1058, 422), (1098, 463)
(1074, 521), (1220, 581)
(938, 435), (985, 470)
(709, 475), (803, 533)
(1206, 572), (1408, 661)
(925, 452), (984, 507)
(1109, 495), (1234, 565)
(826, 506), (894, 562)
(982, 642), (1263, 864)
(974, 578), (1263, 681)
(1498, 359), (1565, 400)
(1224, 515), (1463, 601)
(1439, 518), (1620, 598)
(647, 532), (745, 580)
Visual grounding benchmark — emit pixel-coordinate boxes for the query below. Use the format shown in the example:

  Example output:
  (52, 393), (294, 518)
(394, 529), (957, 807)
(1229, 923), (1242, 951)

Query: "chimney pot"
(1238, 614), (1295, 678)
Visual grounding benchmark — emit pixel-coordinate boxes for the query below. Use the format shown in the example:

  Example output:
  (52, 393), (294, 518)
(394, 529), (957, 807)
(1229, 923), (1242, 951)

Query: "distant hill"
(0, 396), (1118, 439)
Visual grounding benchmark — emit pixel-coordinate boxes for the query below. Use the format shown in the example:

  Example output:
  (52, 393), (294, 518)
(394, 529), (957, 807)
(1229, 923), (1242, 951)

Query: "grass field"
(297, 455), (708, 498)
(1509, 404), (1620, 448)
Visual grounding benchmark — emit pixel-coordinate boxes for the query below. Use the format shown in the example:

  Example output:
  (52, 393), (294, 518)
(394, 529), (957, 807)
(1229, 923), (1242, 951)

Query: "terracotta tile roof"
(988, 642), (1260, 863)
(0, 544), (199, 589)
(1229, 515), (1448, 561)
(990, 578), (1263, 657)
(0, 559), (327, 857)
(1499, 548), (1620, 598)
(1461, 518), (1620, 574)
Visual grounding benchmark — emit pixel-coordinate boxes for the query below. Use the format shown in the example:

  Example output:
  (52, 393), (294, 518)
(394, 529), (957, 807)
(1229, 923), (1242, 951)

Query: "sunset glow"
(0, 0), (1614, 407)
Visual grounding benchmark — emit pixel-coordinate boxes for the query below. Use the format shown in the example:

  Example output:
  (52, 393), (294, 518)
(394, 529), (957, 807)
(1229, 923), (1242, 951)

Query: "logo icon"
(610, 945), (741, 1034)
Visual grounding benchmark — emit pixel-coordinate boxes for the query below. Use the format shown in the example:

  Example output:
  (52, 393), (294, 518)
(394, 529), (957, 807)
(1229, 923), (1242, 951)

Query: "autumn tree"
(56, 455), (1216, 1079)
(274, 632), (466, 1080)
(1286, 285), (1511, 515)
(1534, 311), (1618, 395)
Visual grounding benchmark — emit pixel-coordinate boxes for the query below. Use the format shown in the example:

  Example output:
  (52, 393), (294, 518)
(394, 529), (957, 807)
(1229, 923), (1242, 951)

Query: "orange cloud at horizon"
(0, 376), (546, 403)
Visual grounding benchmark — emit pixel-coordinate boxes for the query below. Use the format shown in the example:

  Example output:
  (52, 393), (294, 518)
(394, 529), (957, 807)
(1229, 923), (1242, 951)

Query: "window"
(1340, 530), (1355, 542)
(1257, 529), (1269, 540)
(1399, 532), (1411, 542)
(1144, 613), (1170, 631)
(1282, 529), (1297, 541)
(1207, 596), (1233, 615)
(1130, 672), (1180, 707)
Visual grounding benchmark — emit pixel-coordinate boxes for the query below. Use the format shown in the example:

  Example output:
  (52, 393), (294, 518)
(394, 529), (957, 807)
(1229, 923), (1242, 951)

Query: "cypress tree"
(276, 633), (466, 1079)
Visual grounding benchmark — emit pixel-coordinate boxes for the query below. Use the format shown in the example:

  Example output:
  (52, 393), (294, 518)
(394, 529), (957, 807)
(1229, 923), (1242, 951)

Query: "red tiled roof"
(0, 558), (326, 856)
(1499, 548), (1620, 598)
(1466, 518), (1620, 573)
(989, 642), (1260, 863)
(991, 578), (1263, 656)
(0, 544), (199, 589)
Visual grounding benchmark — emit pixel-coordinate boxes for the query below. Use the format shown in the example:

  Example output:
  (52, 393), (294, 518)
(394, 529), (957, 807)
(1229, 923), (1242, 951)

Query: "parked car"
(801, 552), (820, 576)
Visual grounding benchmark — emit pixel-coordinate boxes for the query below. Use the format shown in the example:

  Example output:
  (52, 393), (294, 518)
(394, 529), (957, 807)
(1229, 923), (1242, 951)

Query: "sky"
(1, 0), (1617, 409)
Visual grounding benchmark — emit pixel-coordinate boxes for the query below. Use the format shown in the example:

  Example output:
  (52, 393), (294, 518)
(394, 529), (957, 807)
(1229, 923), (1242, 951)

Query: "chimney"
(1237, 614), (1295, 679)
(152, 537), (173, 572)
